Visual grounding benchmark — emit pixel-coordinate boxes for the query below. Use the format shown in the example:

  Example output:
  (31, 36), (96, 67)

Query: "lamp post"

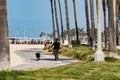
(94, 0), (104, 61)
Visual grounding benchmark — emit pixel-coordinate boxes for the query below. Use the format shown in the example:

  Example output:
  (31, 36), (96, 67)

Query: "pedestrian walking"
(44, 40), (47, 49)
(51, 39), (60, 61)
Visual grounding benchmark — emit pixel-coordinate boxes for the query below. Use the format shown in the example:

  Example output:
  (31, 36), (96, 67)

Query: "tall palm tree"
(71, 28), (76, 40)
(0, 0), (11, 70)
(90, 0), (95, 50)
(116, 1), (120, 45)
(54, 0), (60, 41)
(94, 0), (104, 61)
(108, 0), (117, 57)
(85, 0), (91, 47)
(58, 0), (64, 44)
(102, 0), (107, 49)
(47, 33), (53, 39)
(116, 0), (120, 16)
(40, 32), (45, 38)
(72, 0), (80, 45)
(50, 0), (55, 42)
(64, 0), (72, 47)
(63, 30), (67, 39)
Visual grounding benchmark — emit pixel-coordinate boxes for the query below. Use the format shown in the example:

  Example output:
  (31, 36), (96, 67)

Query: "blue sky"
(7, 0), (98, 38)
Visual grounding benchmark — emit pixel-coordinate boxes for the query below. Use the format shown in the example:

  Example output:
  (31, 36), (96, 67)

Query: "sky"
(7, 0), (98, 38)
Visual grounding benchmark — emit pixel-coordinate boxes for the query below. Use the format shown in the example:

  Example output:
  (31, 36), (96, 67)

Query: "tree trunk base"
(108, 52), (118, 58)
(69, 45), (72, 48)
(0, 61), (11, 70)
(94, 50), (104, 61)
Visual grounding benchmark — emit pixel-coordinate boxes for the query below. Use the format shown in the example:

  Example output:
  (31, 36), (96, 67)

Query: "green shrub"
(105, 57), (117, 62)
(59, 45), (95, 61)
(71, 40), (80, 45)
(71, 40), (77, 45)
(118, 49), (120, 55)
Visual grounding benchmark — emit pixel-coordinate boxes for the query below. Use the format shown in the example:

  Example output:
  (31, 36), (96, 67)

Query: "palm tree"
(71, 28), (76, 40)
(116, 1), (120, 45)
(72, 0), (80, 45)
(116, 1), (120, 16)
(94, 0), (104, 61)
(0, 0), (11, 70)
(50, 0), (55, 41)
(78, 28), (84, 38)
(64, 0), (72, 47)
(47, 33), (53, 39)
(102, 0), (107, 49)
(108, 0), (117, 57)
(63, 30), (67, 39)
(40, 32), (45, 38)
(90, 0), (95, 50)
(58, 0), (64, 44)
(54, 0), (60, 41)
(85, 0), (91, 47)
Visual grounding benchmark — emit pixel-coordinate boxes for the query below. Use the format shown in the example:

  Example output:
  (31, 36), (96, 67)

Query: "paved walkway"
(10, 45), (78, 70)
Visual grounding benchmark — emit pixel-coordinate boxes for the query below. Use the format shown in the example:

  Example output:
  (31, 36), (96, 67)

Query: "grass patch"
(105, 57), (118, 62)
(1, 61), (120, 79)
(118, 49), (120, 55)
(59, 45), (95, 60)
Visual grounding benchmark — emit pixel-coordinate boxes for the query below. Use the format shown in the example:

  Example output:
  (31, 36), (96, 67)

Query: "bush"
(60, 47), (75, 57)
(118, 49), (120, 55)
(105, 57), (117, 62)
(59, 45), (95, 61)
(71, 40), (77, 45)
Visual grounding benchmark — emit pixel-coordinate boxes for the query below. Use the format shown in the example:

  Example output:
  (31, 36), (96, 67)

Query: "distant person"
(44, 40), (47, 48)
(51, 39), (60, 61)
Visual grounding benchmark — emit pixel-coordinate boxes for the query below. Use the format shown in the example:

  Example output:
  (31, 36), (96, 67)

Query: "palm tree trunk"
(108, 0), (117, 57)
(58, 0), (64, 44)
(90, 0), (95, 50)
(94, 0), (104, 61)
(50, 0), (55, 42)
(72, 0), (80, 45)
(116, 5), (119, 45)
(54, 0), (60, 41)
(0, 0), (11, 70)
(102, 0), (107, 49)
(116, 20), (119, 45)
(64, 0), (72, 47)
(85, 0), (91, 47)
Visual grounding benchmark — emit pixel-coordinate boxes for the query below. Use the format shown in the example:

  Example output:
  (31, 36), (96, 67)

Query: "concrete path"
(10, 45), (77, 70)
